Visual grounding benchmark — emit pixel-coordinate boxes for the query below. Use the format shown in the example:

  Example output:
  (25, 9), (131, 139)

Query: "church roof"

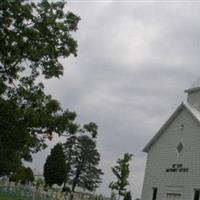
(143, 102), (200, 152)
(185, 77), (200, 93)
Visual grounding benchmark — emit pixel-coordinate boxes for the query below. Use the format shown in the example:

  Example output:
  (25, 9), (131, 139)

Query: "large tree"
(63, 129), (103, 192)
(44, 143), (67, 187)
(109, 153), (133, 199)
(0, 0), (80, 176)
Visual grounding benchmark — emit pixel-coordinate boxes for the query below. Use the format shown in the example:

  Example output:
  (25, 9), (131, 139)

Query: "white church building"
(141, 80), (200, 200)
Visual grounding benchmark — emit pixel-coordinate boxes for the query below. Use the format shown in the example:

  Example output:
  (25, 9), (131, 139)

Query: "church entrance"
(166, 193), (182, 200)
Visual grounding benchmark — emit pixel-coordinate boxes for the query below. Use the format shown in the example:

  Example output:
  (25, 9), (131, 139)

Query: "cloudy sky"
(28, 1), (200, 199)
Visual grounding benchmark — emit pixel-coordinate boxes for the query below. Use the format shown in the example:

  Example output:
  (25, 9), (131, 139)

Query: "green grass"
(0, 197), (24, 200)
(0, 190), (47, 200)
(0, 196), (32, 200)
(0, 193), (33, 200)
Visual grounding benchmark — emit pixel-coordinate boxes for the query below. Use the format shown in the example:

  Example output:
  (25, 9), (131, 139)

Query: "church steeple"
(185, 77), (200, 111)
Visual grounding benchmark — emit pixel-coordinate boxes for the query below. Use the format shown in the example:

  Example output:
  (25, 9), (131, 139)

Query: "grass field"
(0, 197), (29, 200)
(0, 197), (22, 200)
(0, 194), (33, 200)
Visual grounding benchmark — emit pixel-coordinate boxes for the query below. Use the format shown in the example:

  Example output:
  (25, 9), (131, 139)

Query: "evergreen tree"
(71, 135), (103, 192)
(63, 126), (103, 192)
(0, 0), (80, 176)
(109, 153), (133, 199)
(44, 143), (67, 187)
(63, 135), (77, 190)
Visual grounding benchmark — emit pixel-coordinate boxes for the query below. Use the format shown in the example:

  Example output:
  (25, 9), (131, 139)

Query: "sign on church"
(165, 163), (189, 172)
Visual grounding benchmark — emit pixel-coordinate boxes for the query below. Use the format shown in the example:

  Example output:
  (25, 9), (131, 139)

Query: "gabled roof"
(143, 102), (200, 152)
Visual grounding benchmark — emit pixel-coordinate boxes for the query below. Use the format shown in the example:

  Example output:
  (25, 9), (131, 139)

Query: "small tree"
(44, 143), (66, 187)
(109, 153), (133, 199)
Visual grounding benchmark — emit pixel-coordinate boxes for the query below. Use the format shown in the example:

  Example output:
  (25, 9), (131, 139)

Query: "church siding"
(187, 90), (200, 112)
(141, 107), (200, 200)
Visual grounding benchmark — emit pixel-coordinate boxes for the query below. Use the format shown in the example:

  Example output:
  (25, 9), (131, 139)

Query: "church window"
(194, 190), (200, 200)
(180, 124), (184, 131)
(152, 187), (157, 200)
(177, 142), (183, 153)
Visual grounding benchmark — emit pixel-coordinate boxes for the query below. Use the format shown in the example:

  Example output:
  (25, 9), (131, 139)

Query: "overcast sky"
(28, 1), (200, 199)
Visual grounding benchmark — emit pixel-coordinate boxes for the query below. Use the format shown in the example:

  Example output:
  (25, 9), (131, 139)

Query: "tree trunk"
(71, 160), (84, 192)
(72, 169), (79, 192)
(62, 181), (66, 191)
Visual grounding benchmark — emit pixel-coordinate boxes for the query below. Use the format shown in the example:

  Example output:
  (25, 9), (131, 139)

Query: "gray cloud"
(27, 2), (200, 199)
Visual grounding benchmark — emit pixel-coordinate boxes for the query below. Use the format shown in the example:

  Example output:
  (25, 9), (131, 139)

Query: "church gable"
(141, 104), (200, 199)
(143, 102), (200, 153)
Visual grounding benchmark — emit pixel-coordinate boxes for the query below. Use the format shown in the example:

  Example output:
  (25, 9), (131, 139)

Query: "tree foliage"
(109, 153), (133, 199)
(0, 0), (80, 176)
(10, 166), (34, 184)
(123, 191), (132, 200)
(63, 125), (103, 192)
(63, 135), (76, 189)
(71, 135), (103, 192)
(44, 143), (67, 187)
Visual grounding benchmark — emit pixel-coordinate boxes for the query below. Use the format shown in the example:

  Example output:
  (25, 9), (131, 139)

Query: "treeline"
(44, 129), (103, 193)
